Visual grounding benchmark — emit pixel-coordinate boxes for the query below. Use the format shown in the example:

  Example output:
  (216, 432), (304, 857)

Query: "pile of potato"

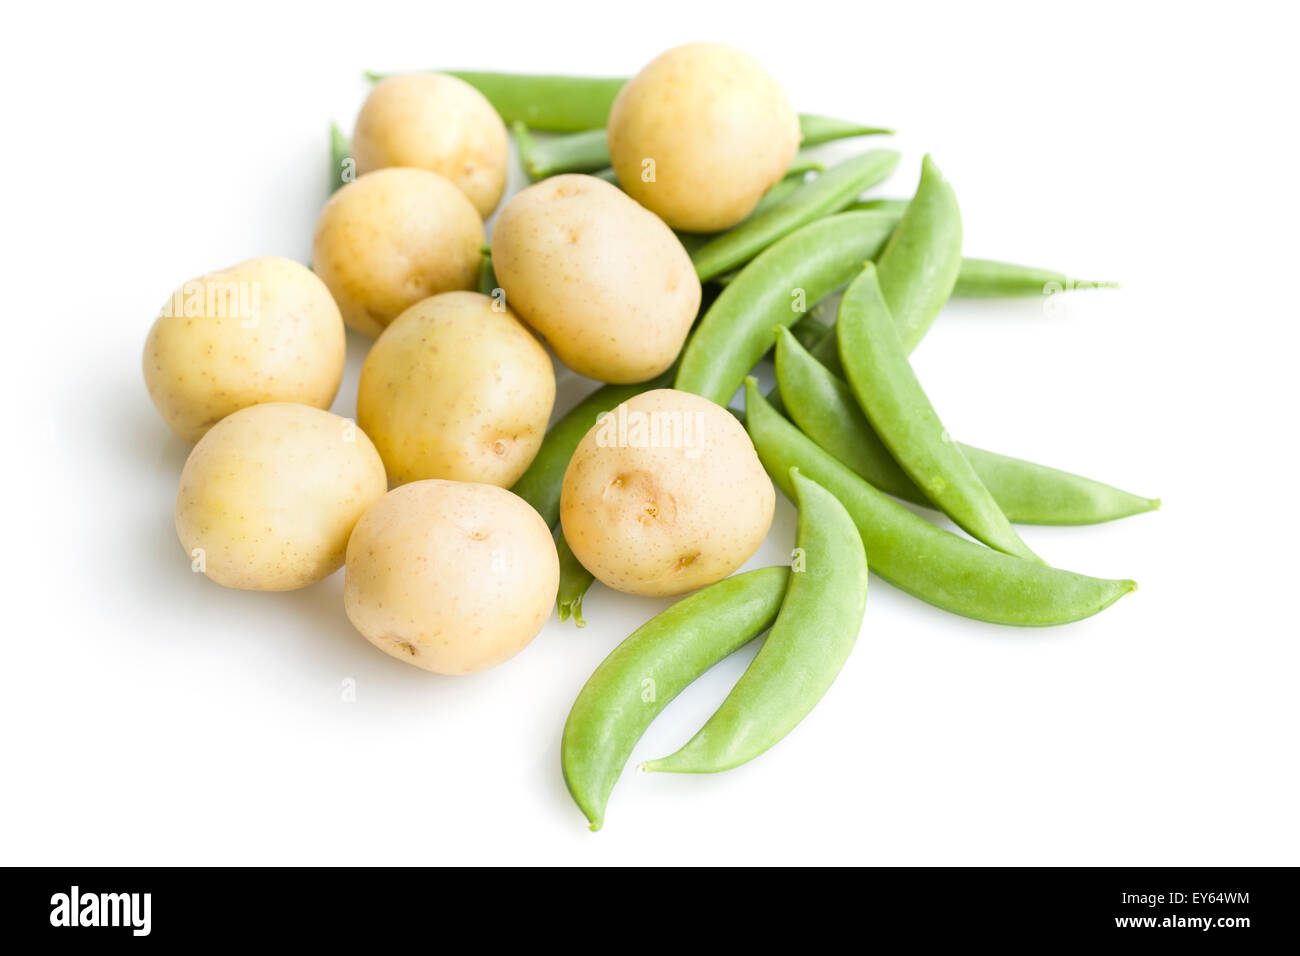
(144, 44), (782, 675)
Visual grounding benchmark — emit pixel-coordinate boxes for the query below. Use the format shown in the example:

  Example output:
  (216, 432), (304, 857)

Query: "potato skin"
(175, 403), (387, 591)
(344, 480), (559, 674)
(352, 73), (509, 218)
(560, 389), (774, 597)
(608, 43), (800, 232)
(491, 174), (700, 383)
(142, 257), (345, 443)
(312, 168), (484, 338)
(357, 291), (555, 487)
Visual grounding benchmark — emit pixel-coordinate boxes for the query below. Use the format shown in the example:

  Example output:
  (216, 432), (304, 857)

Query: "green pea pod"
(517, 128), (609, 180)
(556, 532), (593, 627)
(439, 71), (626, 131)
(952, 258), (1119, 297)
(644, 470), (867, 774)
(837, 266), (1038, 560)
(798, 113), (894, 145)
(476, 252), (498, 297)
(511, 370), (675, 529)
(774, 327), (1159, 524)
(845, 197), (911, 215)
(875, 155), (963, 353)
(675, 211), (899, 407)
(744, 380), (1136, 626)
(691, 150), (901, 281)
(562, 566), (791, 830)
(329, 123), (351, 193)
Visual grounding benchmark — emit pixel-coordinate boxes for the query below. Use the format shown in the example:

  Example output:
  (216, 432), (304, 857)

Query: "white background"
(2, 0), (1296, 865)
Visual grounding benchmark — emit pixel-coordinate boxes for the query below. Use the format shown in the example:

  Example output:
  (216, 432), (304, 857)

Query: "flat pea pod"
(798, 113), (894, 145)
(845, 197), (911, 215)
(837, 266), (1039, 561)
(691, 150), (901, 282)
(875, 154), (963, 353)
(953, 258), (1118, 297)
(744, 380), (1136, 626)
(401, 71), (626, 131)
(644, 470), (867, 774)
(515, 127), (609, 180)
(675, 211), (900, 407)
(329, 123), (351, 193)
(775, 327), (1159, 524)
(510, 369), (675, 529)
(556, 532), (593, 627)
(562, 566), (791, 830)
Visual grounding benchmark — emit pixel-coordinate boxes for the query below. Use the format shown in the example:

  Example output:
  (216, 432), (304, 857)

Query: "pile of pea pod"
(349, 70), (1154, 830)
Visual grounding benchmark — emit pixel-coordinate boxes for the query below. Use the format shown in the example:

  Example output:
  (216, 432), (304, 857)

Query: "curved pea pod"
(798, 113), (894, 145)
(875, 155), (963, 353)
(644, 470), (867, 774)
(562, 566), (791, 830)
(837, 266), (1039, 561)
(675, 211), (900, 407)
(774, 327), (1160, 525)
(952, 258), (1118, 297)
(691, 150), (901, 281)
(744, 380), (1136, 626)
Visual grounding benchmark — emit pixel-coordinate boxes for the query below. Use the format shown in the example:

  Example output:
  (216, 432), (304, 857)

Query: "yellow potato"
(142, 257), (344, 443)
(357, 291), (555, 487)
(175, 403), (387, 591)
(344, 480), (559, 674)
(352, 73), (509, 218)
(491, 174), (700, 383)
(608, 43), (800, 232)
(312, 167), (484, 338)
(560, 389), (774, 596)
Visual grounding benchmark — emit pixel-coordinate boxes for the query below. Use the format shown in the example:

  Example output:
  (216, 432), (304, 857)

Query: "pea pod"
(675, 211), (899, 407)
(329, 123), (351, 193)
(875, 155), (964, 353)
(644, 470), (866, 774)
(364, 71), (627, 131)
(562, 566), (791, 830)
(798, 113), (894, 145)
(476, 251), (498, 297)
(556, 533), (593, 627)
(953, 258), (1118, 297)
(691, 150), (901, 281)
(837, 266), (1038, 561)
(775, 327), (1159, 524)
(744, 380), (1136, 626)
(515, 127), (608, 179)
(511, 370), (674, 529)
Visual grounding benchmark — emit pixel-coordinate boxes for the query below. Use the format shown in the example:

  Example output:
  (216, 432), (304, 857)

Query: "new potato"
(490, 174), (700, 383)
(143, 257), (345, 443)
(175, 403), (387, 591)
(344, 480), (559, 674)
(560, 389), (775, 597)
(357, 291), (555, 487)
(352, 73), (509, 218)
(608, 43), (801, 232)
(312, 167), (484, 337)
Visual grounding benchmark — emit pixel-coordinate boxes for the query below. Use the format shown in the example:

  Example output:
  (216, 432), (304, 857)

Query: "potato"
(352, 73), (509, 218)
(344, 480), (559, 674)
(175, 403), (387, 591)
(357, 291), (555, 487)
(560, 389), (774, 596)
(608, 43), (800, 232)
(491, 174), (700, 383)
(312, 167), (484, 337)
(142, 257), (345, 443)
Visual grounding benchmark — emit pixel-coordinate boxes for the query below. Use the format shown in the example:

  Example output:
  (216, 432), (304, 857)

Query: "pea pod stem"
(645, 470), (867, 774)
(691, 150), (901, 281)
(675, 211), (900, 407)
(562, 566), (791, 830)
(953, 258), (1118, 297)
(837, 266), (1039, 561)
(775, 326), (1159, 525)
(744, 380), (1136, 626)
